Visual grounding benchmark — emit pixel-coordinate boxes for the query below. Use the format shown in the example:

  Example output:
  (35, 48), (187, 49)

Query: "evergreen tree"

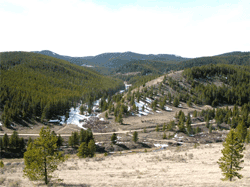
(88, 107), (92, 115)
(163, 133), (167, 139)
(88, 139), (96, 157)
(85, 128), (94, 144)
(167, 121), (174, 131)
(246, 128), (250, 144)
(57, 134), (64, 148)
(132, 131), (138, 143)
(23, 127), (66, 185)
(209, 124), (213, 133)
(187, 98), (192, 107)
(9, 131), (19, 149)
(173, 97), (179, 107)
(168, 93), (172, 104)
(79, 104), (85, 115)
(193, 110), (197, 117)
(195, 126), (200, 134)
(77, 142), (88, 158)
(0, 160), (4, 168)
(155, 124), (159, 132)
(117, 113), (123, 124)
(178, 121), (185, 133)
(79, 129), (85, 144)
(105, 112), (108, 119)
(2, 133), (9, 151)
(132, 103), (136, 111)
(27, 137), (33, 146)
(205, 120), (209, 128)
(19, 137), (25, 152)
(111, 133), (117, 144)
(68, 132), (79, 148)
(0, 137), (3, 158)
(217, 129), (245, 181)
(236, 121), (247, 143)
(162, 123), (166, 132)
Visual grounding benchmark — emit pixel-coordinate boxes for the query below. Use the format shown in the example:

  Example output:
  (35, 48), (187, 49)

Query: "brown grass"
(1, 143), (249, 186)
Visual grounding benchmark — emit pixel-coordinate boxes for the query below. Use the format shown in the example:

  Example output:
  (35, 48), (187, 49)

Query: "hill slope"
(113, 64), (250, 130)
(0, 52), (124, 126)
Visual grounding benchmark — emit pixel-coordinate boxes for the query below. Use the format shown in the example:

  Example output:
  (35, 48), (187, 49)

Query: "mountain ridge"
(32, 50), (191, 68)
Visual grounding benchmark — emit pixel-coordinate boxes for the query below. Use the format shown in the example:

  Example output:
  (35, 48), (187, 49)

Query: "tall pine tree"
(217, 129), (245, 181)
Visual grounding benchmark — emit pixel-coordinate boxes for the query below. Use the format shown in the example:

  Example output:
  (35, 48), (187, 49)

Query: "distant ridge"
(32, 50), (190, 68)
(32, 50), (250, 76)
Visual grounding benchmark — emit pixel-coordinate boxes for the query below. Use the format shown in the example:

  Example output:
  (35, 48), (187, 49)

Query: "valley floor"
(1, 143), (250, 187)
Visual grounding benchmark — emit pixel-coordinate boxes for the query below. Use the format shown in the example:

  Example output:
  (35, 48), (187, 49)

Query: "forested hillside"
(183, 64), (250, 106)
(115, 52), (249, 75)
(114, 60), (177, 75)
(178, 52), (250, 70)
(0, 52), (124, 127)
(113, 64), (250, 130)
(112, 52), (250, 86)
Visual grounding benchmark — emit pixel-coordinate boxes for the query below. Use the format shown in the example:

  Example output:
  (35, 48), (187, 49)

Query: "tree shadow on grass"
(50, 183), (91, 187)
(117, 143), (129, 150)
(120, 123), (130, 126)
(37, 182), (91, 187)
(138, 142), (151, 148)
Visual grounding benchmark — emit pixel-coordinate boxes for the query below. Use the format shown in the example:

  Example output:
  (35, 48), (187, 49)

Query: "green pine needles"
(217, 129), (245, 181)
(23, 127), (67, 185)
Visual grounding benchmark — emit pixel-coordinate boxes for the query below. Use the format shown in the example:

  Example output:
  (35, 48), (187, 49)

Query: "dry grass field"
(1, 143), (249, 187)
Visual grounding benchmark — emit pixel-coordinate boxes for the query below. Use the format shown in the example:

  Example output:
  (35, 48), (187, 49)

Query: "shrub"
(0, 161), (4, 168)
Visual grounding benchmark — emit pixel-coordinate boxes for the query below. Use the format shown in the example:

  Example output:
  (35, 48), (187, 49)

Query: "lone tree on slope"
(23, 127), (66, 185)
(132, 131), (138, 143)
(217, 129), (245, 181)
(111, 133), (117, 144)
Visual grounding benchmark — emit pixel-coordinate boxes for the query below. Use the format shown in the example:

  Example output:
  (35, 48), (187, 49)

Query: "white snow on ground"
(139, 111), (148, 116)
(165, 106), (172, 111)
(93, 99), (101, 106)
(135, 101), (143, 111)
(139, 101), (146, 105)
(66, 107), (89, 129)
(125, 84), (132, 90)
(49, 119), (60, 123)
(134, 99), (155, 116)
(59, 98), (105, 128)
(146, 97), (153, 103)
(154, 144), (168, 148)
(82, 64), (94, 67)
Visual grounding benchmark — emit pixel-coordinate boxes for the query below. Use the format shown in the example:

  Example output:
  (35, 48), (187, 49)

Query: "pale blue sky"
(1, 0), (249, 57)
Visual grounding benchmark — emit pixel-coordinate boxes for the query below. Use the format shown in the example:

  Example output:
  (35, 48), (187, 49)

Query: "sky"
(0, 0), (249, 58)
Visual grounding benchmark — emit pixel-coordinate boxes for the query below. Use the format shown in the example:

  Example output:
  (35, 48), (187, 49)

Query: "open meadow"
(1, 143), (249, 187)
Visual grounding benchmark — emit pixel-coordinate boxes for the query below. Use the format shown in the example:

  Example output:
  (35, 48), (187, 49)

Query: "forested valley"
(0, 52), (124, 127)
(0, 50), (250, 186)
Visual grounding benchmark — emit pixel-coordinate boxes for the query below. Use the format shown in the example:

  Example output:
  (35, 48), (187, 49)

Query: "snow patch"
(154, 144), (168, 148)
